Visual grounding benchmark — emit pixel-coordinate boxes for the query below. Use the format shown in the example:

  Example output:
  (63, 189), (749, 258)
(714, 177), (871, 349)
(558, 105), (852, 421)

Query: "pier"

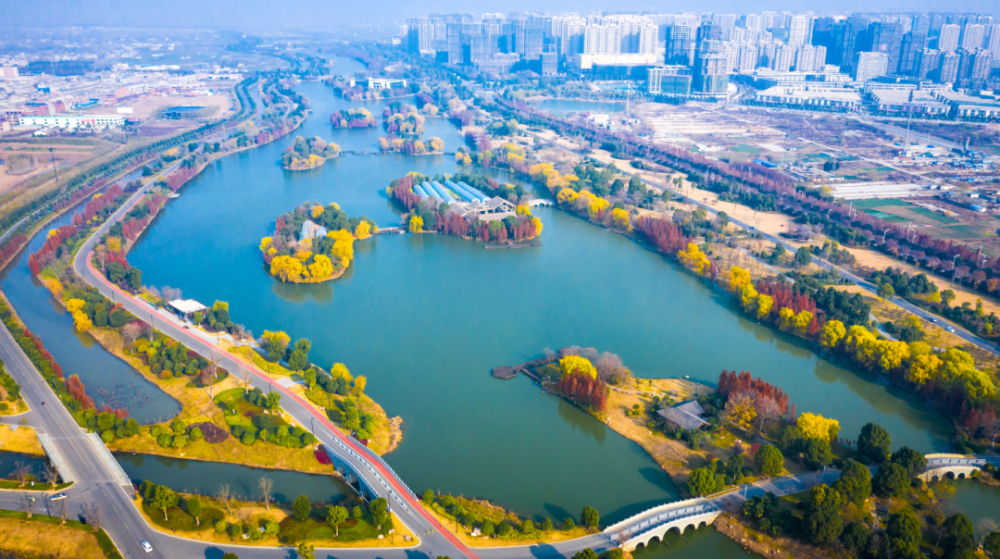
(492, 347), (571, 380)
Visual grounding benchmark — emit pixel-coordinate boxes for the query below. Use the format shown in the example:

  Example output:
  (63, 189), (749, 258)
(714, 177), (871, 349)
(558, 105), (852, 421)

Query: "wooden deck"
(491, 347), (571, 380)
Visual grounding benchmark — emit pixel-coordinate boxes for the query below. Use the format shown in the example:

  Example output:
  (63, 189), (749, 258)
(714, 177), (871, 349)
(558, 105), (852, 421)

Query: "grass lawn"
(0, 510), (121, 559)
(142, 499), (226, 531)
(851, 199), (912, 208)
(423, 503), (594, 548)
(943, 224), (988, 240)
(0, 425), (45, 456)
(908, 207), (958, 225)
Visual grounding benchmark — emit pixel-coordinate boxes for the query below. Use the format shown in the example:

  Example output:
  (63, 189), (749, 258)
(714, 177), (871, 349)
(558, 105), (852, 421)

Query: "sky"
(4, 0), (998, 30)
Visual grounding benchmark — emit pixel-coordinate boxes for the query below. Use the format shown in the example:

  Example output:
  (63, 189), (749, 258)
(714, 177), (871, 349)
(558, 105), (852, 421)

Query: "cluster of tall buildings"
(404, 11), (1000, 95)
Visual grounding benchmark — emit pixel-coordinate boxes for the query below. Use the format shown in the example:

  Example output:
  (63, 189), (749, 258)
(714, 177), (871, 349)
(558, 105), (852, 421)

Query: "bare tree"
(54, 499), (68, 525)
(984, 416), (1000, 449)
(201, 354), (220, 398)
(754, 395), (783, 436)
(43, 463), (60, 487)
(12, 462), (31, 488)
(216, 485), (234, 515)
(258, 477), (273, 511)
(977, 517), (998, 547)
(239, 366), (253, 395)
(19, 494), (33, 518)
(122, 322), (144, 349)
(82, 502), (102, 532)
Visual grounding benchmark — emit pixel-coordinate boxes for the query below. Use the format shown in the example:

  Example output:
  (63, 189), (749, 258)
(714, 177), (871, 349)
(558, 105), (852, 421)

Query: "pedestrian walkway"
(85, 433), (132, 492)
(35, 431), (75, 484)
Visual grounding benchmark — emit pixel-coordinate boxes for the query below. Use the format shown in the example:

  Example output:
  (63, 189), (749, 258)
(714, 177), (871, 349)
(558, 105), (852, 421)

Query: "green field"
(864, 210), (906, 222)
(908, 207), (959, 224)
(944, 224), (988, 239)
(852, 199), (913, 208)
(732, 144), (761, 153)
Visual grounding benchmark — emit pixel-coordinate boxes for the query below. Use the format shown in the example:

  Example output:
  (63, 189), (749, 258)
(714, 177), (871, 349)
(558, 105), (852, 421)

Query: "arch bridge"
(919, 455), (997, 483)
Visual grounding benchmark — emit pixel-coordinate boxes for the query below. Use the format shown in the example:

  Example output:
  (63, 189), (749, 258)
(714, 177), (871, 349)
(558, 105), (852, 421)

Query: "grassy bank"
(0, 509), (122, 559)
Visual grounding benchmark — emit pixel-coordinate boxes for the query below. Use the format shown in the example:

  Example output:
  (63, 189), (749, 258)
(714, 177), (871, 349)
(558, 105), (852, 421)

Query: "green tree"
(422, 489), (435, 503)
(292, 495), (311, 521)
(687, 466), (720, 496)
(941, 289), (956, 306)
(562, 517), (575, 530)
(186, 496), (202, 527)
(878, 282), (895, 301)
(481, 520), (495, 537)
(541, 518), (553, 531)
(288, 338), (312, 370)
(521, 519), (535, 534)
(795, 246), (813, 267)
(841, 521), (871, 553)
(572, 550), (598, 559)
(872, 462), (909, 498)
(983, 531), (1000, 558)
(833, 459), (871, 508)
(802, 484), (844, 545)
(296, 542), (316, 559)
(326, 505), (349, 536)
(755, 444), (784, 477)
(222, 554), (239, 559)
(890, 446), (927, 478)
(942, 513), (975, 559)
(150, 484), (178, 521)
(606, 550), (625, 559)
(858, 423), (891, 463)
(371, 497), (389, 529)
(803, 438), (833, 468)
(581, 506), (600, 530)
(887, 510), (922, 546)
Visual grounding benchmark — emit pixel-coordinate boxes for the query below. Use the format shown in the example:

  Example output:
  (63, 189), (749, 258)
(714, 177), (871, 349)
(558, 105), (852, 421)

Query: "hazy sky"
(5, 0), (998, 30)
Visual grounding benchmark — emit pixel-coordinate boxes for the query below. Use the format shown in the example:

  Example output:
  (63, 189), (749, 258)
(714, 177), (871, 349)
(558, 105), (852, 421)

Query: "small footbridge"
(323, 439), (416, 514)
(527, 199), (555, 207)
(603, 498), (722, 552)
(919, 454), (999, 482)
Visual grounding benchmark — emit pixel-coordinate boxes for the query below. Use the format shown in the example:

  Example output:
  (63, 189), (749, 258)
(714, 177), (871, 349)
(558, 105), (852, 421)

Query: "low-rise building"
(18, 114), (125, 129)
(754, 85), (861, 111)
(657, 400), (709, 431)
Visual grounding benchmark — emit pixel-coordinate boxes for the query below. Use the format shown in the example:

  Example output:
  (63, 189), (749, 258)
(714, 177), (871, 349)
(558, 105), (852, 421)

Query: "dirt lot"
(88, 92), (233, 120)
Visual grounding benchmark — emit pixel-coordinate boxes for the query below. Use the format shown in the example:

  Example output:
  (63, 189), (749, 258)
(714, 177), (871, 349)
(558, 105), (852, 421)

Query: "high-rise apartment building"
(834, 16), (869, 68)
(960, 24), (985, 50)
(852, 51), (889, 82)
(989, 24), (1000, 59)
(583, 24), (621, 55)
(917, 49), (941, 80)
(788, 15), (813, 46)
(938, 23), (960, 52)
(898, 31), (927, 74)
(666, 25), (695, 65)
(867, 22), (903, 74)
(938, 51), (960, 83)
(744, 13), (763, 33)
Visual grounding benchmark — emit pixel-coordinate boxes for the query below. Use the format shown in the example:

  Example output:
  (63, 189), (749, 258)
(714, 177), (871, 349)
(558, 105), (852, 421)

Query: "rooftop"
(168, 299), (208, 315)
(656, 399), (708, 431)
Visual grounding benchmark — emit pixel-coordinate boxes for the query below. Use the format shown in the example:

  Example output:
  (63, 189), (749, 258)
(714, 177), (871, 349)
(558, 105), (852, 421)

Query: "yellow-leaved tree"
(516, 204), (532, 216)
(354, 221), (372, 239)
(722, 392), (757, 432)
(559, 355), (598, 379)
(259, 237), (273, 252)
(727, 266), (752, 293)
(72, 311), (93, 332)
(905, 342), (940, 385)
(791, 310), (813, 336)
(308, 255), (334, 279)
(611, 208), (631, 231)
(819, 320), (846, 350)
(797, 412), (840, 442)
(270, 255), (304, 282)
(409, 215), (424, 233)
(532, 217), (543, 236)
(678, 243), (712, 276)
(66, 298), (87, 314)
(311, 205), (324, 218)
(756, 294), (774, 320)
(353, 376), (367, 395)
(331, 363), (353, 383)
(106, 237), (122, 252)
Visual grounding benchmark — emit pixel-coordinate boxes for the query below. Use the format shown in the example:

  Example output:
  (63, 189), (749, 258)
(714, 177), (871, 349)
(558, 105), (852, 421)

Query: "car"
(929, 317), (938, 323)
(140, 541), (153, 553)
(49, 493), (67, 501)
(946, 326), (956, 333)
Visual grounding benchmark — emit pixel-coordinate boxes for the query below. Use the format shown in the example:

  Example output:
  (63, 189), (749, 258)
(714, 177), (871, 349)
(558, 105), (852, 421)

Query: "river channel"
(0, 64), (971, 556)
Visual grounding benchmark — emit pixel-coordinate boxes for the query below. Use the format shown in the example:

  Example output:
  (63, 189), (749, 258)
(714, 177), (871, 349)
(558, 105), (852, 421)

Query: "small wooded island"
(330, 108), (376, 129)
(260, 202), (377, 283)
(387, 172), (543, 244)
(281, 135), (340, 170)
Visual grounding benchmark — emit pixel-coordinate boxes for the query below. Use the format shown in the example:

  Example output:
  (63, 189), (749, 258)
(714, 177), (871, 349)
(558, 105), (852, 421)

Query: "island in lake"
(281, 135), (340, 170)
(260, 202), (376, 283)
(388, 172), (543, 244)
(330, 108), (376, 129)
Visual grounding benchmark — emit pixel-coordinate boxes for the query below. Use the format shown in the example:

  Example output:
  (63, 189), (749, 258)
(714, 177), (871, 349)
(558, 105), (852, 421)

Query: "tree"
(326, 505), (349, 536)
(293, 495), (311, 521)
(122, 322), (144, 349)
(216, 485), (234, 515)
(572, 549), (598, 559)
(409, 215), (424, 233)
(878, 282), (895, 301)
(887, 510), (922, 545)
(841, 521), (871, 553)
(150, 484), (178, 520)
(581, 506), (600, 531)
(942, 513), (975, 559)
(803, 438), (833, 468)
(222, 554), (239, 559)
(722, 391), (757, 432)
(802, 484), (844, 545)
(12, 462), (31, 488)
(872, 462), (909, 498)
(820, 320), (847, 350)
(755, 444), (784, 477)
(858, 423), (891, 463)
(562, 517), (575, 530)
(890, 446), (927, 478)
(797, 412), (840, 442)
(186, 496), (202, 527)
(983, 531), (1000, 558)
(833, 459), (871, 508)
(559, 355), (598, 379)
(371, 497), (390, 529)
(754, 395), (782, 435)
(687, 466), (720, 496)
(795, 247), (813, 267)
(258, 477), (273, 510)
(288, 338), (311, 370)
(296, 542), (316, 559)
(82, 502), (102, 532)
(261, 330), (290, 362)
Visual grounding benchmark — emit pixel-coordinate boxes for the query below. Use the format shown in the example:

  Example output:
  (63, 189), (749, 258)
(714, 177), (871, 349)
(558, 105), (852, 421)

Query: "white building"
(961, 24), (985, 51)
(788, 15), (813, 47)
(19, 114), (125, 129)
(853, 52), (889, 83)
(583, 24), (621, 55)
(939, 24), (960, 52)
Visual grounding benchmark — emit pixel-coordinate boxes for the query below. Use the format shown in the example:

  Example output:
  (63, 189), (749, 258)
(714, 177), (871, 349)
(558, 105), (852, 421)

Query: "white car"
(49, 493), (67, 501)
(140, 541), (153, 553)
(945, 326), (956, 333)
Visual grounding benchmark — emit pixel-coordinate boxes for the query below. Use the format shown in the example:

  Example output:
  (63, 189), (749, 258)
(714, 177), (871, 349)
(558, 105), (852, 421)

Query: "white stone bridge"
(602, 498), (722, 552)
(919, 454), (1000, 482)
